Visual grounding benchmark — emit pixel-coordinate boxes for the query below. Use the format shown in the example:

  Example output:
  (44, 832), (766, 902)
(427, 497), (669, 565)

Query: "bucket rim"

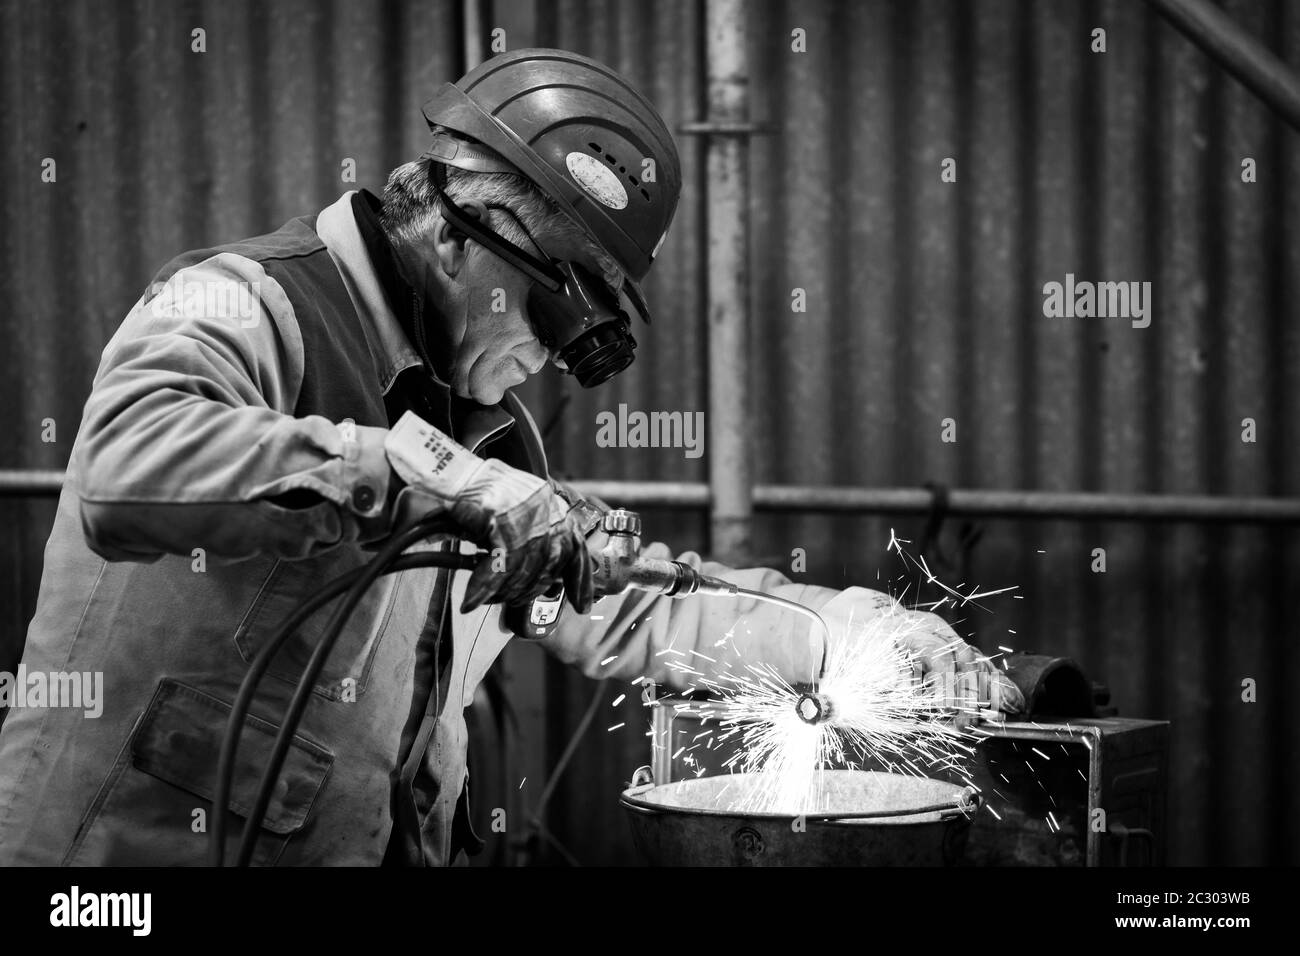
(620, 770), (979, 824)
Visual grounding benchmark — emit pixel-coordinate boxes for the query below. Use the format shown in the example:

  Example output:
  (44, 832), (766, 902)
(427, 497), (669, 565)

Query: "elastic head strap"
(427, 159), (565, 293)
(424, 147), (650, 324)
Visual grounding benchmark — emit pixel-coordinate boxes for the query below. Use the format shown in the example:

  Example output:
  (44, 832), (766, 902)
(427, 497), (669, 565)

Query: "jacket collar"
(316, 191), (422, 396)
(315, 190), (518, 452)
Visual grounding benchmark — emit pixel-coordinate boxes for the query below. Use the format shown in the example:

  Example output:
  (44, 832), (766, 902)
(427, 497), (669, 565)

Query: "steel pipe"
(0, 470), (66, 496)
(700, 0), (754, 563)
(568, 480), (1300, 524)
(1, 471), (1296, 524)
(1144, 0), (1300, 132)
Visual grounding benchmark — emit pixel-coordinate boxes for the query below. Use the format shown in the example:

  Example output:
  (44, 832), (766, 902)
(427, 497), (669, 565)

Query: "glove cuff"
(384, 410), (486, 498)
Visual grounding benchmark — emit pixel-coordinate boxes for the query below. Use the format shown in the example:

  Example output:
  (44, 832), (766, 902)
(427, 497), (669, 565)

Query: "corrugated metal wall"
(2, 0), (1296, 866)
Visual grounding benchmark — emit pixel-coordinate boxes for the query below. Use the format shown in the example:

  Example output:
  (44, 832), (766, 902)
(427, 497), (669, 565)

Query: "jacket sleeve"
(76, 253), (395, 563)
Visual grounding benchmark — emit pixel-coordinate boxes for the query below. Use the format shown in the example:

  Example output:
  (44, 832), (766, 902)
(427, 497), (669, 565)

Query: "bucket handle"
(802, 785), (980, 822)
(626, 764), (655, 795)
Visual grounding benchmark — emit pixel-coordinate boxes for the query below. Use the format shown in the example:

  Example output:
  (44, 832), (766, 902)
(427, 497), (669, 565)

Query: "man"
(0, 49), (1020, 866)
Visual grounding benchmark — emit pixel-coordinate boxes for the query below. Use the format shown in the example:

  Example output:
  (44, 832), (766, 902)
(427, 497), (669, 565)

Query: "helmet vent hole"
(605, 153), (617, 164)
(627, 174), (638, 186)
(589, 141), (602, 153)
(640, 188), (651, 202)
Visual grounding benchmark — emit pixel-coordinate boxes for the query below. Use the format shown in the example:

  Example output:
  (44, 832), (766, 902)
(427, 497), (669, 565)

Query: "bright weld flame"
(671, 529), (1024, 816)
(690, 605), (982, 815)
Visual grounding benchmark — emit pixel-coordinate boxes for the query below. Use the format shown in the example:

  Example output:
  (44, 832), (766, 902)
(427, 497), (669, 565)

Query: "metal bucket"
(621, 769), (977, 866)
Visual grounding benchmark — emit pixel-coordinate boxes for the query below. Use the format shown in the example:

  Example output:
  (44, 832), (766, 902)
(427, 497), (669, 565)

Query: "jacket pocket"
(233, 544), (402, 701)
(63, 679), (333, 866)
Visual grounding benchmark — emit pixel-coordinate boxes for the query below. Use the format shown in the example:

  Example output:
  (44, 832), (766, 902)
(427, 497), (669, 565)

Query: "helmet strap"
(426, 159), (565, 293)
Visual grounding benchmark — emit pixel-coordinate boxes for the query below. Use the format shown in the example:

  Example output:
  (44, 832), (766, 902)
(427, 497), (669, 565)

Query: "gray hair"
(380, 134), (621, 289)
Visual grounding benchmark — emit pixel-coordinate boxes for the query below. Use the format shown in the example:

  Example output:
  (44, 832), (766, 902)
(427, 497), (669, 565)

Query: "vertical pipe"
(463, 0), (486, 71)
(704, 0), (753, 563)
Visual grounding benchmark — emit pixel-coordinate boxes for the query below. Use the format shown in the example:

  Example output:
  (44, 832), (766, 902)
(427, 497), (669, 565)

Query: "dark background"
(0, 0), (1296, 865)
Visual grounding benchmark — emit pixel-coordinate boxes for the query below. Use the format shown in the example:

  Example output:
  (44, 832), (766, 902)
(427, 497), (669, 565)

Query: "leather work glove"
(384, 411), (594, 614)
(817, 587), (1025, 714)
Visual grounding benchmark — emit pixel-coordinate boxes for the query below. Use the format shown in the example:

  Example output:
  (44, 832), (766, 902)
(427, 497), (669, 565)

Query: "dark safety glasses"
(427, 160), (649, 387)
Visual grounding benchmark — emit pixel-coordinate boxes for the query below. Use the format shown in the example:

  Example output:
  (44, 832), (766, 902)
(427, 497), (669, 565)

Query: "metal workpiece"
(649, 694), (1170, 867)
(795, 691), (835, 725)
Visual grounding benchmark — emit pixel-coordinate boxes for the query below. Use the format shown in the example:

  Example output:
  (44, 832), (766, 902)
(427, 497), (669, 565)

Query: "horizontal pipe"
(1, 471), (1297, 524)
(1144, 0), (1300, 132)
(0, 470), (67, 496)
(572, 480), (710, 508)
(569, 481), (1300, 524)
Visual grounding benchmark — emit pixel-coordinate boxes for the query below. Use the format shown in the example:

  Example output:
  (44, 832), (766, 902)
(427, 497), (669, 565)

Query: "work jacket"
(0, 191), (849, 866)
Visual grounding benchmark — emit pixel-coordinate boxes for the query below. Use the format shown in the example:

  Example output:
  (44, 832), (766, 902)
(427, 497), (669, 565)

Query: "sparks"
(676, 529), (1018, 818)
(686, 604), (983, 815)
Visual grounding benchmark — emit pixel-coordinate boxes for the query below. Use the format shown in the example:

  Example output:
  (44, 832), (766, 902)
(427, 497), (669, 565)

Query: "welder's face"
(449, 242), (550, 405)
(423, 201), (621, 405)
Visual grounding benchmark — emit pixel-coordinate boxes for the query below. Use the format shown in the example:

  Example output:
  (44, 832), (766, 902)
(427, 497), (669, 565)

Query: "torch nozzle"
(795, 691), (835, 725)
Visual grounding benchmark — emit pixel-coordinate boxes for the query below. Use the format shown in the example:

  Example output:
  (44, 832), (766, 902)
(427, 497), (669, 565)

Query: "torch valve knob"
(603, 509), (642, 536)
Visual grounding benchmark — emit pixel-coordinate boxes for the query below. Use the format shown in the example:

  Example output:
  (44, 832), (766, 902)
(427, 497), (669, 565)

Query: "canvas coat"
(0, 191), (915, 866)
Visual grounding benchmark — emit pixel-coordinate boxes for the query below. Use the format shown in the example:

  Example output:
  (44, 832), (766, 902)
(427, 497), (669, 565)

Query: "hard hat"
(421, 48), (682, 292)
